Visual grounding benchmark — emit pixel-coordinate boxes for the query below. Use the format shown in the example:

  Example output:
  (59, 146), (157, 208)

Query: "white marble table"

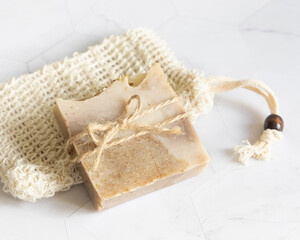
(0, 1), (299, 239)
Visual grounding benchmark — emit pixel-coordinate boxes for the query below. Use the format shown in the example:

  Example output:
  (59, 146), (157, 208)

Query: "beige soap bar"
(53, 64), (209, 210)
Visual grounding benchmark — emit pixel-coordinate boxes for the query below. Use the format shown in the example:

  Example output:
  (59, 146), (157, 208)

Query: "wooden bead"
(264, 114), (284, 131)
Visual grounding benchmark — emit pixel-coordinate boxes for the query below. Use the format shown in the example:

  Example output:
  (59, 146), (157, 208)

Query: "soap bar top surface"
(54, 64), (209, 208)
(55, 64), (182, 137)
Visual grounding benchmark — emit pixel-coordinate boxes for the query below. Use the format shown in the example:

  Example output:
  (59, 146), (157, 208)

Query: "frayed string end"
(234, 129), (283, 165)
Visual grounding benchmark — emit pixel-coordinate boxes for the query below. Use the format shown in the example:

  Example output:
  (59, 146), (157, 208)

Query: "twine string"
(66, 95), (190, 170)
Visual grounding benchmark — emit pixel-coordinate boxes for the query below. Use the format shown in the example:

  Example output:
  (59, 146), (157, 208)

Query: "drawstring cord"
(199, 76), (284, 165)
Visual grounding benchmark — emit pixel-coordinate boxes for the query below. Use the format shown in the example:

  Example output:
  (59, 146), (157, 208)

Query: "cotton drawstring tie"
(199, 76), (284, 165)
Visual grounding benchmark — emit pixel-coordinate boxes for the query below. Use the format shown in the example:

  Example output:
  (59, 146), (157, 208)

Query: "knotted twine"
(66, 95), (190, 170)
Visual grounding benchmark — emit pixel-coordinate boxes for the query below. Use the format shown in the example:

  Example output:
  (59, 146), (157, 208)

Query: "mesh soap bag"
(0, 29), (283, 202)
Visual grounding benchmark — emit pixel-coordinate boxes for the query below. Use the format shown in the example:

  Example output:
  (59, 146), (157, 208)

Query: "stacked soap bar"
(53, 64), (209, 210)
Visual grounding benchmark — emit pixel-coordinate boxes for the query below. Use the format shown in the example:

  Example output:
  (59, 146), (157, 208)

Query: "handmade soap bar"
(53, 64), (209, 210)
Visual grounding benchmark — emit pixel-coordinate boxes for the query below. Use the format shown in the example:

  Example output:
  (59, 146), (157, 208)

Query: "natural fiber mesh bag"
(0, 28), (210, 202)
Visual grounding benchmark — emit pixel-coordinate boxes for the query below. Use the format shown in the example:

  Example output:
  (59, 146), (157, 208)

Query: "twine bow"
(66, 95), (190, 170)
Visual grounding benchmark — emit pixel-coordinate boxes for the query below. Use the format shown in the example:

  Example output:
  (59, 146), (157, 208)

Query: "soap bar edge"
(53, 100), (70, 138)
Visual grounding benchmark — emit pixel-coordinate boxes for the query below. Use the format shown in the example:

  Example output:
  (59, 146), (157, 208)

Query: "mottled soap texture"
(54, 64), (209, 210)
(1, 0), (299, 239)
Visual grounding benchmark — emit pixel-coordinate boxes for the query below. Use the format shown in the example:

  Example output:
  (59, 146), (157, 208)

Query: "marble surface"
(0, 1), (299, 239)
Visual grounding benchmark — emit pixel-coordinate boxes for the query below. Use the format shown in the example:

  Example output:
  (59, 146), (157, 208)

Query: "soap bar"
(53, 64), (209, 210)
